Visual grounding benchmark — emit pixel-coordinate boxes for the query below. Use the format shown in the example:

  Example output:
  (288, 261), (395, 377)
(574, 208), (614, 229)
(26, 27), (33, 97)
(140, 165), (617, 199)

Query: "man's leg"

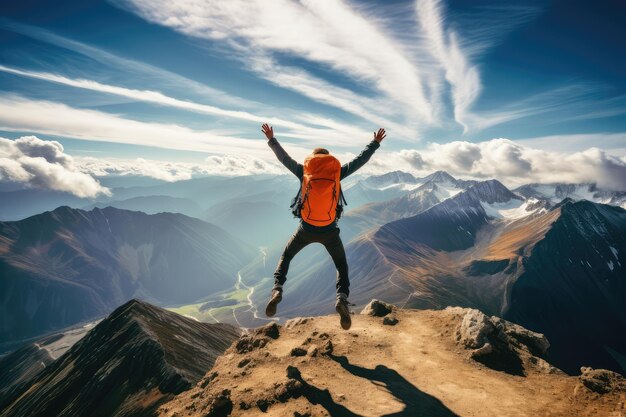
(321, 228), (350, 299)
(321, 229), (351, 330)
(267, 226), (310, 317)
(273, 226), (310, 290)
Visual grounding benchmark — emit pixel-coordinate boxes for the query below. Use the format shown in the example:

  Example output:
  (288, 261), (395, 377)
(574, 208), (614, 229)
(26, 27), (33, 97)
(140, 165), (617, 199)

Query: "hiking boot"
(335, 297), (352, 330)
(265, 288), (283, 317)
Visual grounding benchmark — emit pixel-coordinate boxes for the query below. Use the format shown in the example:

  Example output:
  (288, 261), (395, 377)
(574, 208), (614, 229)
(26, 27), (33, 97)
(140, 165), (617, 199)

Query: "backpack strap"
(290, 181), (303, 218)
(339, 189), (348, 207)
(335, 188), (348, 220)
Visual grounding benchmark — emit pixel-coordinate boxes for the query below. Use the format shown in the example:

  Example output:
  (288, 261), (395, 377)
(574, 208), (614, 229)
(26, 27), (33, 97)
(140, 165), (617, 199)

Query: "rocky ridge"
(0, 300), (241, 417)
(158, 301), (625, 417)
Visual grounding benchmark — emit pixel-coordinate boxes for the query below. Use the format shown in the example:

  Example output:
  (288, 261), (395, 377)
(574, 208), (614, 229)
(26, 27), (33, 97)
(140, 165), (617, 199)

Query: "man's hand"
(374, 128), (386, 143)
(261, 123), (274, 140)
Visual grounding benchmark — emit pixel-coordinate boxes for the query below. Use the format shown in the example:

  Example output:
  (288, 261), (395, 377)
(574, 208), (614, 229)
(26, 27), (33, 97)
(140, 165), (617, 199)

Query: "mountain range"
(254, 177), (626, 375)
(2, 170), (625, 378)
(0, 206), (255, 346)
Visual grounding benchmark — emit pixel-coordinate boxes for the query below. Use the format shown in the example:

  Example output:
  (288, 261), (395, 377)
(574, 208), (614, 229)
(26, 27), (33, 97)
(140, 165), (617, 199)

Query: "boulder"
(456, 309), (496, 349)
(360, 299), (395, 317)
(454, 309), (525, 375)
(492, 317), (550, 355)
(579, 367), (626, 394)
(256, 322), (280, 339)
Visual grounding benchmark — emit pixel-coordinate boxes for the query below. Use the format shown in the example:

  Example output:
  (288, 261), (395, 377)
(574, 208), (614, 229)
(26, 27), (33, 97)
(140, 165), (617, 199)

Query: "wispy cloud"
(0, 18), (251, 109)
(0, 64), (312, 134)
(113, 0), (560, 137)
(0, 136), (110, 197)
(464, 85), (626, 132)
(0, 57), (380, 146)
(416, 0), (480, 132)
(114, 0), (435, 131)
(0, 94), (271, 155)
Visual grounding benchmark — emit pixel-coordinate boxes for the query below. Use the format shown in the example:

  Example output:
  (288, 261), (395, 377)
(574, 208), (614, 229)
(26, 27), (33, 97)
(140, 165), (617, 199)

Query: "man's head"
(313, 147), (330, 155)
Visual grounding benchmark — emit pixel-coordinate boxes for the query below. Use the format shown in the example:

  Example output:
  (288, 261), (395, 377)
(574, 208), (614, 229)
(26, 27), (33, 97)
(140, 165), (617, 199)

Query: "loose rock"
(205, 389), (232, 417)
(290, 347), (307, 357)
(320, 340), (333, 356)
(383, 316), (399, 326)
(580, 367), (626, 394)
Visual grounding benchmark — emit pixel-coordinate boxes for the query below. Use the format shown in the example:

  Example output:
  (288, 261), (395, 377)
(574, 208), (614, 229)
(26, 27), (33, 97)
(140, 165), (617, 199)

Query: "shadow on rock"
(328, 355), (460, 417)
(286, 365), (363, 417)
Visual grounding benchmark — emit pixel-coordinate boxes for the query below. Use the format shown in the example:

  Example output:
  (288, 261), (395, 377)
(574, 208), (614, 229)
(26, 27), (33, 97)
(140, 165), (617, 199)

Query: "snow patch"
(432, 181), (464, 200)
(610, 246), (619, 259)
(608, 261), (614, 271)
(480, 199), (534, 219)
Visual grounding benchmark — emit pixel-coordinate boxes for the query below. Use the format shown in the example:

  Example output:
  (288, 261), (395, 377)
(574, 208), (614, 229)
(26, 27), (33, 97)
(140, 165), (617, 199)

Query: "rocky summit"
(157, 302), (625, 417)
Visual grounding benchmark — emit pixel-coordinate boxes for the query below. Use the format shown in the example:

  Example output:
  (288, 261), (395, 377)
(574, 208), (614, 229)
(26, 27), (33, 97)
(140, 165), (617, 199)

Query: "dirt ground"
(158, 308), (625, 417)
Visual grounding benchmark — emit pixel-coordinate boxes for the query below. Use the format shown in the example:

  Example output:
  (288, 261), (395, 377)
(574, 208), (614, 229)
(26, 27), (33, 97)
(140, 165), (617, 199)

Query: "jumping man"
(261, 123), (386, 329)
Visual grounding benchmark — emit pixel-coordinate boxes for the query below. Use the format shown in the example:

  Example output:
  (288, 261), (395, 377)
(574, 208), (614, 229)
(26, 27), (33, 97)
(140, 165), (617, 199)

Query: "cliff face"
(157, 302), (625, 417)
(0, 299), (241, 417)
(505, 201), (626, 373)
(0, 206), (255, 344)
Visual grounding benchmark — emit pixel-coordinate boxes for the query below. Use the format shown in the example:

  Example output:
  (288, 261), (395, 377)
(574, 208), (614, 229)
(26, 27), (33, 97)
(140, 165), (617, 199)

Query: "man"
(261, 123), (386, 329)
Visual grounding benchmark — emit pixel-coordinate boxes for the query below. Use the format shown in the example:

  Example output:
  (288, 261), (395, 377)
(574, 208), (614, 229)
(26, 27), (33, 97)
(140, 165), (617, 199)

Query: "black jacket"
(267, 137), (381, 232)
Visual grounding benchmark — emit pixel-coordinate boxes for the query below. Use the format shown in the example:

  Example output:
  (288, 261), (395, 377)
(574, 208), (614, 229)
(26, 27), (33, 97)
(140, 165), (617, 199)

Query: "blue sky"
(1, 0), (626, 194)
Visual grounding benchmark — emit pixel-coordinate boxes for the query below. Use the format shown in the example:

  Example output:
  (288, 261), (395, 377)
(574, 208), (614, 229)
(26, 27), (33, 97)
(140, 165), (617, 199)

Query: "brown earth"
(158, 306), (625, 417)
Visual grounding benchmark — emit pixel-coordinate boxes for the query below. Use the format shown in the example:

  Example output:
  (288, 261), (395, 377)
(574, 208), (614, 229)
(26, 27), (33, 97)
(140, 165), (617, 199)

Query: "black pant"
(273, 224), (349, 297)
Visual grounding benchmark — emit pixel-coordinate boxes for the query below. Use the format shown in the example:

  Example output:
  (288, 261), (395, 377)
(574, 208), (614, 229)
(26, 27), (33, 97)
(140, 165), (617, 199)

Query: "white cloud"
(77, 154), (285, 180)
(395, 138), (626, 190)
(204, 155), (285, 176)
(0, 136), (110, 197)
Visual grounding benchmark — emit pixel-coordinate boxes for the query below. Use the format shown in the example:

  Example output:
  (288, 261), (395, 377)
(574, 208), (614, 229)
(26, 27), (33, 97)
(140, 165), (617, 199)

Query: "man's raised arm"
(340, 128), (386, 180)
(262, 123), (303, 179)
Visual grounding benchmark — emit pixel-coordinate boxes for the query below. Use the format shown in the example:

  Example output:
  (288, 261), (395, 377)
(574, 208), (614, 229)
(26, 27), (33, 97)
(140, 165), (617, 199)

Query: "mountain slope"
(0, 343), (54, 410)
(0, 206), (255, 344)
(0, 299), (241, 417)
(505, 200), (626, 373)
(341, 171), (473, 243)
(157, 305), (625, 417)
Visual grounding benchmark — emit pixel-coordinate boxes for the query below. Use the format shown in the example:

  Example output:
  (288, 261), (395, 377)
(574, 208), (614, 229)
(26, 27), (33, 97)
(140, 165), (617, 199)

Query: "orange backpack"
(290, 154), (347, 226)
